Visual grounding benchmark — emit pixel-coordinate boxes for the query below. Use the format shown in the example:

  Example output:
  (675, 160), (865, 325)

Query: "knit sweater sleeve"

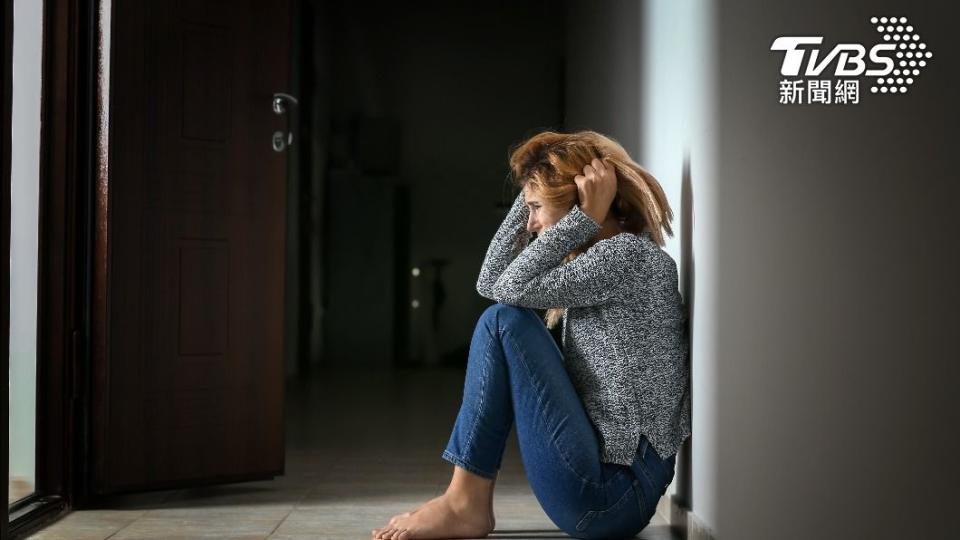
(477, 195), (638, 309)
(476, 190), (532, 299)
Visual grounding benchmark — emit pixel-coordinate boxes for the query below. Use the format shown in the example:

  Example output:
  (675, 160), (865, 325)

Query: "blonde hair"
(507, 129), (674, 329)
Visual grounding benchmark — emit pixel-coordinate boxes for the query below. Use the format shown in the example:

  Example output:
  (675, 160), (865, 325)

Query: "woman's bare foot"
(372, 466), (497, 539)
(371, 492), (494, 539)
(381, 494), (445, 528)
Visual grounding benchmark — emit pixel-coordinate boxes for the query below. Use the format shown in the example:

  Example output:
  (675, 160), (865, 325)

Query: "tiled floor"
(25, 366), (679, 539)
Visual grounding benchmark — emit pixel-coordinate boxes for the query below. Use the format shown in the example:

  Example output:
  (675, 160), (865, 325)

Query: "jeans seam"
(462, 334), (495, 458)
(637, 459), (658, 498)
(501, 325), (601, 489)
(596, 481), (635, 517)
(577, 480), (636, 535)
(633, 477), (647, 517)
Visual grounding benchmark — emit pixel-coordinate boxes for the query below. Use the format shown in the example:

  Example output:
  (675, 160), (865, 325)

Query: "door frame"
(3, 0), (13, 535)
(6, 0), (100, 536)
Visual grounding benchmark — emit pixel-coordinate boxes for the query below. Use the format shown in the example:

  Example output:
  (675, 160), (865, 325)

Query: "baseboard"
(658, 494), (717, 540)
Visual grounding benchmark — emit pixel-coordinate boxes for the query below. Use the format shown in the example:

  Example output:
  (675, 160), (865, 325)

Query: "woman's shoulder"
(591, 231), (677, 282)
(592, 231), (656, 260)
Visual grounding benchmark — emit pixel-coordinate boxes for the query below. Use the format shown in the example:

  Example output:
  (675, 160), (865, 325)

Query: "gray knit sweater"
(476, 190), (692, 465)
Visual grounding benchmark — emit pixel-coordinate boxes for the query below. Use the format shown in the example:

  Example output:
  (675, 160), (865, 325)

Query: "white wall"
(8, 0), (44, 495)
(641, 0), (717, 530)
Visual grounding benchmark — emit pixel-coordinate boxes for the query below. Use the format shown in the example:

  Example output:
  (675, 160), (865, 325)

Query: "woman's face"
(523, 184), (568, 235)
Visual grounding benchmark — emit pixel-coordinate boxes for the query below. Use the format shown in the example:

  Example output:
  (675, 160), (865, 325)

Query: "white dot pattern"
(872, 16), (931, 96)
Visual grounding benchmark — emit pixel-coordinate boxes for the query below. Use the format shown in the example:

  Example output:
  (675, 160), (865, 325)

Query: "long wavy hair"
(507, 129), (674, 329)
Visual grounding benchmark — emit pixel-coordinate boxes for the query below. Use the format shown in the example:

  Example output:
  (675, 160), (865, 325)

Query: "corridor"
(25, 367), (679, 539)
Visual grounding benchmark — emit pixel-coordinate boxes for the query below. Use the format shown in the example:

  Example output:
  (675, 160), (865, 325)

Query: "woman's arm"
(486, 204), (642, 309)
(476, 190), (532, 299)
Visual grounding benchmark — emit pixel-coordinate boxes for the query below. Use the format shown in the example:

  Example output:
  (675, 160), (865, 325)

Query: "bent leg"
(441, 303), (610, 535)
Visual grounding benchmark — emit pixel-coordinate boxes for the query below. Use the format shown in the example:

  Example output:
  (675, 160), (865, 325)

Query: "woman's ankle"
(444, 470), (494, 513)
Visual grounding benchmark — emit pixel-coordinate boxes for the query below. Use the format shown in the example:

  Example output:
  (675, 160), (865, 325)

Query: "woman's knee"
(480, 302), (533, 328)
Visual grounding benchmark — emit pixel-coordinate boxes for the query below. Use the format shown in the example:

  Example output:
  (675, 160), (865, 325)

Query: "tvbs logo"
(770, 16), (932, 102)
(771, 36), (896, 77)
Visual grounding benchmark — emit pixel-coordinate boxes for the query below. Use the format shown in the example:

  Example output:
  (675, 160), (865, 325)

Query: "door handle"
(271, 92), (298, 152)
(272, 92), (299, 115)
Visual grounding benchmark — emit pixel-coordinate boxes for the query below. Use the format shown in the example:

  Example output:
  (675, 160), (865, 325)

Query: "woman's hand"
(574, 157), (617, 225)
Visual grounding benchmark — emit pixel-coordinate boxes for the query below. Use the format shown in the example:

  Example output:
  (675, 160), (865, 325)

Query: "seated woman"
(372, 130), (691, 540)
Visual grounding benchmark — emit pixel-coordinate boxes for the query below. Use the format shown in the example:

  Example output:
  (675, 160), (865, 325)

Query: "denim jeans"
(441, 303), (677, 539)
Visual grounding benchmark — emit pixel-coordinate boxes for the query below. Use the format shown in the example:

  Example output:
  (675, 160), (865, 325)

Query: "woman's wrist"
(579, 204), (606, 226)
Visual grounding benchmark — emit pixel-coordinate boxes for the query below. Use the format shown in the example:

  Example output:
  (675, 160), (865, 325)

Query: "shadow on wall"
(677, 152), (695, 509)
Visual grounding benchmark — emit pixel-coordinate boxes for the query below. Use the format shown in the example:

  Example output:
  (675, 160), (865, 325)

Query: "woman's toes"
(389, 512), (411, 525)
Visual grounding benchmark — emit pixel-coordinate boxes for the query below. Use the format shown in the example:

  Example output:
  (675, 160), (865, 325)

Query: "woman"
(372, 130), (691, 540)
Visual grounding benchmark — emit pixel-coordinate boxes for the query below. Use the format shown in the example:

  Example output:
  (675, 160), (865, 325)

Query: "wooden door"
(92, 0), (290, 493)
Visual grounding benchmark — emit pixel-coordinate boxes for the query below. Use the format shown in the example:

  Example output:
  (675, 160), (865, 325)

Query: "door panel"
(93, 0), (289, 493)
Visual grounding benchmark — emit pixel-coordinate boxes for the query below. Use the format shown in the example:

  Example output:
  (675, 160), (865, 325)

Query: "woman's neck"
(575, 217), (624, 255)
(596, 216), (624, 241)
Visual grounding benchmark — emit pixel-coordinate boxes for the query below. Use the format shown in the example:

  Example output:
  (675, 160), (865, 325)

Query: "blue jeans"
(441, 303), (677, 539)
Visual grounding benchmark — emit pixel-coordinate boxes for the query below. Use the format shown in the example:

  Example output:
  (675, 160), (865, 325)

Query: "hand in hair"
(574, 157), (618, 225)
